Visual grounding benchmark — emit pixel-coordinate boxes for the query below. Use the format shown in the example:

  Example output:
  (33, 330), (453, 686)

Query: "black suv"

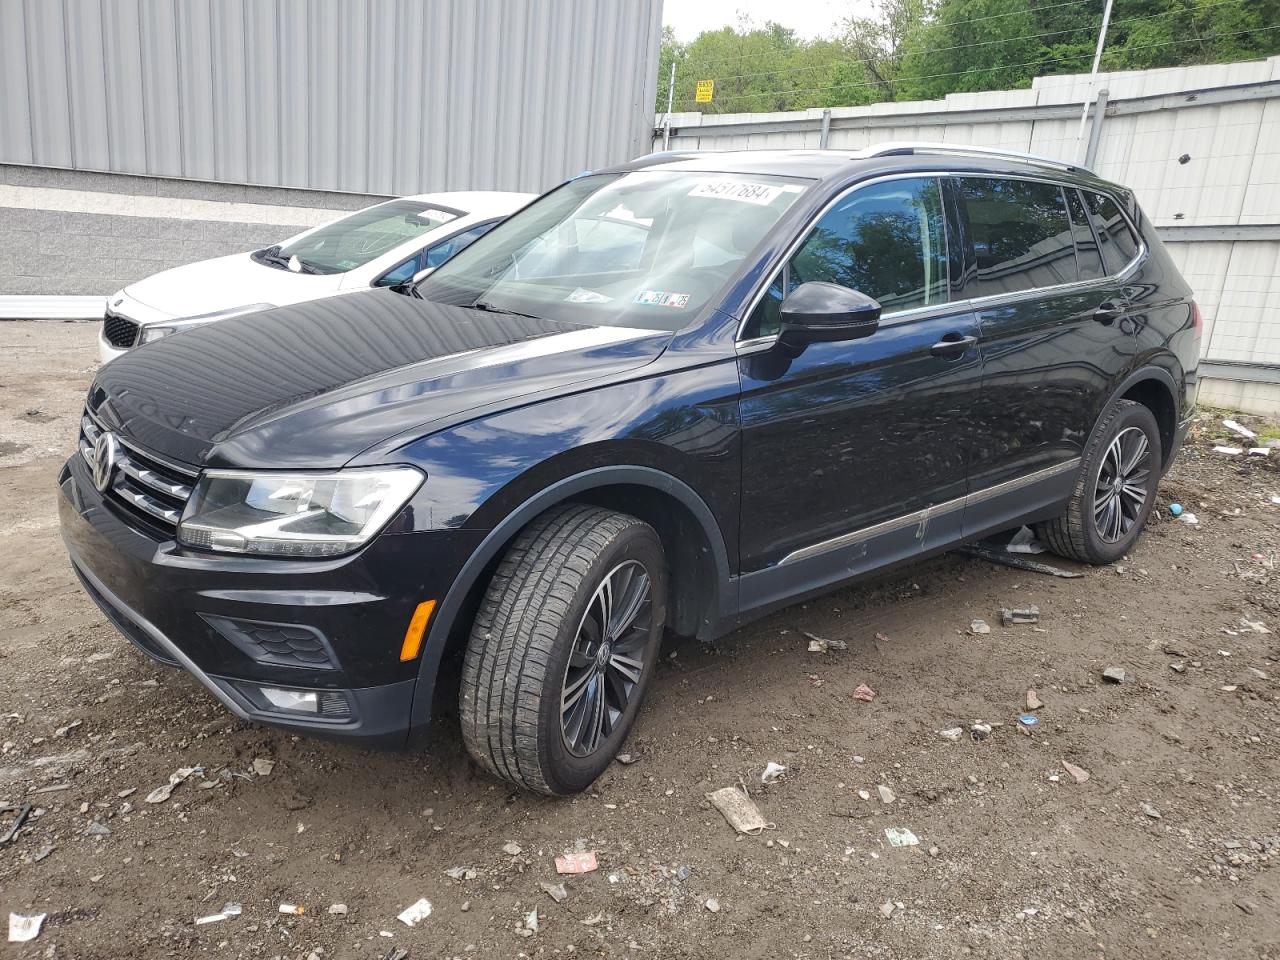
(60, 145), (1198, 794)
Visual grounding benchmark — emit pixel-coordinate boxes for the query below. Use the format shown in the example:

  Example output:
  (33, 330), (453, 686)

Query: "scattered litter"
(857, 788), (871, 800)
(704, 898), (721, 913)
(884, 827), (919, 847)
(1222, 419), (1257, 439)
(1061, 760), (1090, 783)
(1169, 502), (1183, 517)
(1212, 446), (1242, 456)
(502, 841), (523, 856)
(278, 903), (305, 915)
(1239, 618), (1271, 634)
(879, 901), (898, 919)
(938, 727), (964, 741)
(555, 850), (598, 874)
(0, 803), (32, 845)
(1141, 803), (1162, 820)
(1179, 512), (1199, 526)
(969, 618), (991, 635)
(707, 784), (772, 835)
(1271, 496), (1280, 506)
(1247, 447), (1271, 457)
(1000, 606), (1040, 626)
(851, 683), (876, 703)
(761, 761), (787, 785)
(328, 903), (348, 915)
(540, 881), (569, 903)
(445, 866), (477, 881)
(146, 766), (203, 804)
(1102, 667), (1126, 684)
(381, 950), (409, 960)
(8, 913), (45, 943)
(252, 758), (275, 776)
(966, 547), (1081, 578)
(396, 898), (433, 926)
(1017, 714), (1038, 727)
(804, 631), (847, 653)
(615, 752), (638, 765)
(877, 784), (896, 804)
(84, 820), (111, 838)
(194, 903), (242, 926)
(1026, 689), (1043, 711)
(1004, 526), (1045, 554)
(522, 908), (539, 934)
(970, 723), (993, 742)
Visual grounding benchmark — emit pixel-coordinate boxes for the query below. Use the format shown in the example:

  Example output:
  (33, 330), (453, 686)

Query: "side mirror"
(410, 266), (435, 284)
(779, 281), (881, 344)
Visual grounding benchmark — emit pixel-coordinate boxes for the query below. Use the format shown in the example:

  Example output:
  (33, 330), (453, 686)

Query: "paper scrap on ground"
(884, 827), (919, 847)
(707, 785), (771, 835)
(194, 903), (242, 926)
(397, 898), (433, 926)
(9, 913), (46, 943)
(555, 850), (599, 874)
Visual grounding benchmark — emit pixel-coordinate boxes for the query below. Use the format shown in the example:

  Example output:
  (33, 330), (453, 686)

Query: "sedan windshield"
(256, 200), (462, 275)
(416, 171), (811, 329)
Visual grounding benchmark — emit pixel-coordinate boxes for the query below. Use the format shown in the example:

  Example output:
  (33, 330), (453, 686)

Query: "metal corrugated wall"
(0, 0), (662, 194)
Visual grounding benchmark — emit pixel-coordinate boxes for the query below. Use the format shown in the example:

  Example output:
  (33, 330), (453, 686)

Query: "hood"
(90, 289), (672, 468)
(125, 254), (343, 320)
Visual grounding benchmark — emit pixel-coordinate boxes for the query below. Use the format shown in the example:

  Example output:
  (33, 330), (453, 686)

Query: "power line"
(673, 24), (1280, 107)
(691, 0), (1249, 87)
(673, 0), (1099, 69)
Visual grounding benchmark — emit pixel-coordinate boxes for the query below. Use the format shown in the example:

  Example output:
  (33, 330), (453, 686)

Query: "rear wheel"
(1038, 399), (1161, 565)
(458, 504), (667, 795)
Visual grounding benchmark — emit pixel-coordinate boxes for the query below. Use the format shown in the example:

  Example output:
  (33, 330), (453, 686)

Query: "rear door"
(736, 175), (983, 607)
(953, 176), (1136, 535)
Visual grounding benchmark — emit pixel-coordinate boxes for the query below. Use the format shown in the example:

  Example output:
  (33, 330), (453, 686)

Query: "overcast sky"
(662, 0), (859, 42)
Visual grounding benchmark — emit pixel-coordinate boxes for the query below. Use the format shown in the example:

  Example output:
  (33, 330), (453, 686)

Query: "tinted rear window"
(959, 178), (1076, 297)
(1083, 190), (1141, 274)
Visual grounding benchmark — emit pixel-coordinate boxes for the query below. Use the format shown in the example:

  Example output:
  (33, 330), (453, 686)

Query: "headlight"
(178, 467), (423, 558)
(139, 303), (276, 344)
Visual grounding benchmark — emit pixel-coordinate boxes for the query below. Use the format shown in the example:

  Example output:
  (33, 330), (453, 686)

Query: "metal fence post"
(1083, 89), (1109, 168)
(820, 109), (832, 148)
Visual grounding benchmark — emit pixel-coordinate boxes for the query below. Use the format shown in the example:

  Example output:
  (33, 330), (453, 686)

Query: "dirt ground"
(2, 320), (1279, 960)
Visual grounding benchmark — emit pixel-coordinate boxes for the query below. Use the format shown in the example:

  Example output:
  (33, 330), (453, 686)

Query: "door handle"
(1093, 301), (1125, 325)
(930, 333), (977, 358)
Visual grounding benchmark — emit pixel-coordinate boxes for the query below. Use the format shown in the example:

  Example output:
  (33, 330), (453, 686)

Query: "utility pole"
(1076, 0), (1115, 144)
(662, 60), (676, 150)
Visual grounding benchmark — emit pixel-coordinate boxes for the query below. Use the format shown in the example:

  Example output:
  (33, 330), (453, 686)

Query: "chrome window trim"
(734, 169), (1147, 343)
(778, 457), (1082, 566)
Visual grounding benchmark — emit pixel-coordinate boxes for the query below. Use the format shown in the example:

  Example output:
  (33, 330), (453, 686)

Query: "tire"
(1038, 399), (1162, 565)
(458, 504), (668, 795)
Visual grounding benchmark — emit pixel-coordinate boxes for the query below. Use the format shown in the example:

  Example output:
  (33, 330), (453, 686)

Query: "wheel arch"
(407, 465), (734, 730)
(1102, 365), (1180, 470)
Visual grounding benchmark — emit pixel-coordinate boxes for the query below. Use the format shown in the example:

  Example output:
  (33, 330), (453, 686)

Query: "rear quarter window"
(1083, 190), (1142, 274)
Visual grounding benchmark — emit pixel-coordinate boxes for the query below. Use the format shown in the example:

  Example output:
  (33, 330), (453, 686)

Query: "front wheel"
(1038, 399), (1162, 565)
(459, 504), (667, 795)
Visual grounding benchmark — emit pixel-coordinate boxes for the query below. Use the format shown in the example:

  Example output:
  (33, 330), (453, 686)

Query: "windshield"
(416, 171), (811, 329)
(258, 200), (462, 275)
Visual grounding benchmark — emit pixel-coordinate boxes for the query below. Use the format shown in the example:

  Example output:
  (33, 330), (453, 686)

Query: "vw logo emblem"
(92, 432), (120, 493)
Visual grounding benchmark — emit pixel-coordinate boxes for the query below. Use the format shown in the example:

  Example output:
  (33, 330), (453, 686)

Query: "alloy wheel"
(1092, 426), (1151, 543)
(560, 559), (652, 757)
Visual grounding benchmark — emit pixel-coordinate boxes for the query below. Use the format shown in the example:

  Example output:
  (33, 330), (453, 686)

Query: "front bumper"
(58, 452), (470, 745)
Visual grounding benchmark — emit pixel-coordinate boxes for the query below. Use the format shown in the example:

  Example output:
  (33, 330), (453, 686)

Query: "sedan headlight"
(178, 467), (423, 558)
(139, 303), (276, 344)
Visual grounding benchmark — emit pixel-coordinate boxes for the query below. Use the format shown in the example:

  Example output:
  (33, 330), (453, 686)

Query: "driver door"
(736, 176), (982, 607)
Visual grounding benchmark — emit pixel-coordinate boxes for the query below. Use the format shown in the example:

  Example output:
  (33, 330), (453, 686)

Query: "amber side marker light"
(400, 600), (437, 661)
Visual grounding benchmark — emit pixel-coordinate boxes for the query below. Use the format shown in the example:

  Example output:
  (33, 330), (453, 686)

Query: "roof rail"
(855, 141), (1086, 173)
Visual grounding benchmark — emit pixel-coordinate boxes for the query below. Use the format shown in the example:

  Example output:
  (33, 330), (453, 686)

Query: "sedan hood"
(124, 254), (343, 320)
(91, 289), (672, 468)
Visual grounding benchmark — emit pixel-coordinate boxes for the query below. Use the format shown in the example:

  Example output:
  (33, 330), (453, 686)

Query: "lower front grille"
(202, 615), (340, 670)
(103, 311), (140, 349)
(80, 408), (197, 535)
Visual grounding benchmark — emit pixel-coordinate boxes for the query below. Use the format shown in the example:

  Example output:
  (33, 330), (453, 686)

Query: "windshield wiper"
(468, 300), (539, 320)
(254, 245), (324, 275)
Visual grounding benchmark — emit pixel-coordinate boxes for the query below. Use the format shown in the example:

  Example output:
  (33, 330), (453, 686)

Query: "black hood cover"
(91, 289), (669, 468)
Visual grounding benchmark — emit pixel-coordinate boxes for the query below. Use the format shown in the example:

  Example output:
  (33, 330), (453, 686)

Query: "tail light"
(1190, 301), (1203, 347)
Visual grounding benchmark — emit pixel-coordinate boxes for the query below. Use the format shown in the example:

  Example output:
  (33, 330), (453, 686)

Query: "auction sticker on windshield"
(634, 290), (690, 308)
(688, 180), (785, 206)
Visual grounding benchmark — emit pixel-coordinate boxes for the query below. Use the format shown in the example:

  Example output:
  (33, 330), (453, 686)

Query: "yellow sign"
(695, 80), (714, 103)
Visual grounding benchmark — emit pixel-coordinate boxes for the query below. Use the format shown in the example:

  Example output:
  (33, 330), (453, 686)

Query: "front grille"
(80, 409), (197, 535)
(103, 311), (140, 349)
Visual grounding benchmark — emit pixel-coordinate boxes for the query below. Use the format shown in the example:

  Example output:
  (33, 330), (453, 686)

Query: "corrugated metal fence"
(0, 0), (662, 195)
(658, 57), (1280, 415)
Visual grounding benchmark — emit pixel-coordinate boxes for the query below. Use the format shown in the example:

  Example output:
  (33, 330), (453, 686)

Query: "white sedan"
(99, 191), (534, 363)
